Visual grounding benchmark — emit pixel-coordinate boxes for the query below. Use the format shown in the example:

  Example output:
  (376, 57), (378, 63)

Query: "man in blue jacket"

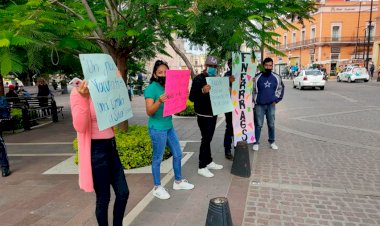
(252, 57), (285, 151)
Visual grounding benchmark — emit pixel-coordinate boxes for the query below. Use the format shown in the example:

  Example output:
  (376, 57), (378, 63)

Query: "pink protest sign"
(231, 52), (256, 146)
(163, 70), (191, 117)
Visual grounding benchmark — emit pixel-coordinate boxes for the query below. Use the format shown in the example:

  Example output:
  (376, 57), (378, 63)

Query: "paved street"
(244, 80), (380, 225)
(0, 80), (379, 226)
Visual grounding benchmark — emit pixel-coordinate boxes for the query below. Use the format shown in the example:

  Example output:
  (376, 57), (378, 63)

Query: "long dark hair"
(150, 60), (169, 83)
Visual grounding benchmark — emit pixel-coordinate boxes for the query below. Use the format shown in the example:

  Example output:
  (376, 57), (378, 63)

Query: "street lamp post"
(365, 0), (374, 69)
(355, 1), (362, 60)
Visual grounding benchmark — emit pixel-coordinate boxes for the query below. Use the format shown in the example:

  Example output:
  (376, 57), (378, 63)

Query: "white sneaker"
(252, 144), (259, 151)
(152, 186), (170, 200)
(173, 179), (195, 190)
(270, 143), (278, 150)
(206, 162), (223, 170)
(198, 168), (214, 178)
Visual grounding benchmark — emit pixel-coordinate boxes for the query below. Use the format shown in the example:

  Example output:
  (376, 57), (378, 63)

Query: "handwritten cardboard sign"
(206, 77), (233, 115)
(163, 70), (191, 117)
(231, 52), (256, 146)
(79, 54), (133, 131)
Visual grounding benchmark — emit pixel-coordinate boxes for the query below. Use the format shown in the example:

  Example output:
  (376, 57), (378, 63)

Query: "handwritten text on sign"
(163, 70), (191, 117)
(79, 54), (133, 131)
(206, 77), (233, 115)
(231, 52), (256, 146)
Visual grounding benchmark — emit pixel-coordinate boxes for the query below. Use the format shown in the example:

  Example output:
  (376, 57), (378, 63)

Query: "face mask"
(264, 69), (272, 74)
(207, 67), (217, 76)
(156, 76), (166, 86)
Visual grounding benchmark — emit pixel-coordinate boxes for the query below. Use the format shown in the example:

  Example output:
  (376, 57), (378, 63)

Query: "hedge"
(2, 108), (23, 131)
(73, 125), (171, 169)
(175, 100), (195, 116)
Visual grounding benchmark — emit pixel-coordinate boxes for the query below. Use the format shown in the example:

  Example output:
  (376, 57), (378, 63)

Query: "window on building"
(311, 27), (316, 42)
(301, 30), (305, 44)
(292, 32), (296, 44)
(284, 35), (287, 48)
(367, 24), (375, 39)
(310, 54), (314, 63)
(332, 26), (340, 41)
(331, 53), (339, 61)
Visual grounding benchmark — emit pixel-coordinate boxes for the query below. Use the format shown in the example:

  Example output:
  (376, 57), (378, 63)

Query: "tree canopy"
(0, 0), (317, 92)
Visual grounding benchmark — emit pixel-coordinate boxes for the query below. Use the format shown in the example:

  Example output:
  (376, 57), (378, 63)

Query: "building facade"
(265, 0), (379, 75)
(145, 36), (207, 78)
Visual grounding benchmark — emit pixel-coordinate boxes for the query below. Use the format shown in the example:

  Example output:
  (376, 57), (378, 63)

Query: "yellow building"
(265, 0), (379, 76)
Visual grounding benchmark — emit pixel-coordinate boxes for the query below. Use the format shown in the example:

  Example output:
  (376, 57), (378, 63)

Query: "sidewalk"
(1, 93), (251, 226)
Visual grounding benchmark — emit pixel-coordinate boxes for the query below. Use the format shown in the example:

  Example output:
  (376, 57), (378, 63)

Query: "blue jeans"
(254, 104), (276, 144)
(149, 127), (182, 186)
(91, 138), (129, 226)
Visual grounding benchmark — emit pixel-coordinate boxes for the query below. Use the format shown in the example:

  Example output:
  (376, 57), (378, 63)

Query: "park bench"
(5, 96), (64, 130)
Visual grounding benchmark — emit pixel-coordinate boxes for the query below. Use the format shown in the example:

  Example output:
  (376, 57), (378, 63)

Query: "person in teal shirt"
(144, 60), (194, 200)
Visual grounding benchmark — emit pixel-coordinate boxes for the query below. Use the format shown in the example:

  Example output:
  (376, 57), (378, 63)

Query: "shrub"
(73, 125), (171, 169)
(2, 108), (23, 131)
(175, 100), (195, 116)
(11, 108), (23, 129)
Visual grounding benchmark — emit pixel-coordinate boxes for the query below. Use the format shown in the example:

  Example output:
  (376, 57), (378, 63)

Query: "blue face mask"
(207, 67), (217, 76)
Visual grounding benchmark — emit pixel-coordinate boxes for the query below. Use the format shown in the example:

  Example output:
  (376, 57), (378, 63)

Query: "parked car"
(337, 65), (369, 83)
(293, 69), (326, 90)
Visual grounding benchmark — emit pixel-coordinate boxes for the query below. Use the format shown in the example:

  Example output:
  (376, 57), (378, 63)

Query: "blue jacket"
(254, 72), (284, 105)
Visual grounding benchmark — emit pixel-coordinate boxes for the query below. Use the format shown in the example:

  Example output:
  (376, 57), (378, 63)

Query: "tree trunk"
(168, 39), (196, 79)
(115, 55), (129, 132)
(0, 74), (4, 96)
(116, 55), (128, 83)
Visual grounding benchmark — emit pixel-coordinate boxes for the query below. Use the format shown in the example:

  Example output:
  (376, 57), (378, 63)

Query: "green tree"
(179, 0), (317, 61)
(0, 0), (98, 94)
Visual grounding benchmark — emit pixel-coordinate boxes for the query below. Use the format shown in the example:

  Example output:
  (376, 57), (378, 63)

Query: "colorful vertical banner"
(79, 54), (133, 131)
(206, 77), (233, 115)
(163, 70), (191, 117)
(231, 52), (256, 146)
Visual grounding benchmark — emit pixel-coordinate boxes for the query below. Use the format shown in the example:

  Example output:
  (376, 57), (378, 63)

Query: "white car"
(337, 66), (369, 82)
(293, 69), (326, 90)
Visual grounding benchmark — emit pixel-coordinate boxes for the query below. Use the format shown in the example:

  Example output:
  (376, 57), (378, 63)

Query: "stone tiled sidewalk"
(243, 81), (380, 226)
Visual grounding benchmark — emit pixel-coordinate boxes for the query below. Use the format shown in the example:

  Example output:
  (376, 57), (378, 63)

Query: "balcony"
(276, 36), (375, 50)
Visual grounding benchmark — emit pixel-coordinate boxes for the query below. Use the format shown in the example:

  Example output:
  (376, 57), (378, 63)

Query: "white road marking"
(296, 118), (380, 134)
(122, 151), (194, 226)
(292, 107), (380, 120)
(215, 114), (225, 129)
(9, 153), (73, 157)
(7, 142), (72, 146)
(325, 91), (358, 103)
(277, 125), (380, 151)
(43, 142), (191, 175)
(250, 181), (380, 197)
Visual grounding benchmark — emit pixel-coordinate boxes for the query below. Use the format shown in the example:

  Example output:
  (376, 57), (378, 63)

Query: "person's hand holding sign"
(158, 93), (168, 103)
(78, 80), (90, 98)
(202, 84), (211, 94)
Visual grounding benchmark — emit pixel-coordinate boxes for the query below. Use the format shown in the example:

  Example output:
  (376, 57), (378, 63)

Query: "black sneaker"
(2, 168), (11, 177)
(225, 153), (234, 160)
